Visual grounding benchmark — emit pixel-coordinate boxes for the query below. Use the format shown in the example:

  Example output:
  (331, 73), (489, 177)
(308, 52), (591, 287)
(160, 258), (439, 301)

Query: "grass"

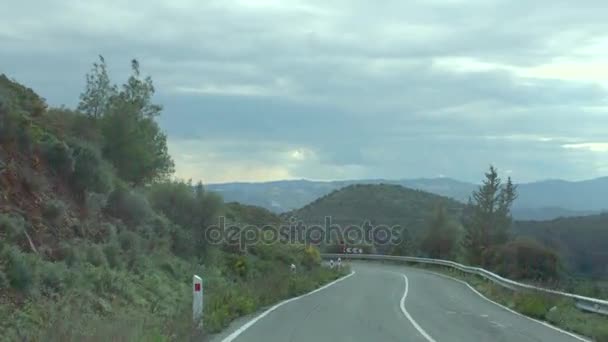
(0, 245), (348, 342)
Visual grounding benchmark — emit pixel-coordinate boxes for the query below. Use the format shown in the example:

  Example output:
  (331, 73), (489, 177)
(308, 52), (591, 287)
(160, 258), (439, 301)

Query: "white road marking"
(490, 320), (507, 328)
(427, 271), (591, 342)
(220, 271), (356, 342)
(400, 274), (437, 342)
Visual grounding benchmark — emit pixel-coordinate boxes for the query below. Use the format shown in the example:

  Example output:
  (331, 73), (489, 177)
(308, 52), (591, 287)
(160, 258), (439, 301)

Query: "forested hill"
(287, 183), (464, 233)
(514, 214), (608, 279)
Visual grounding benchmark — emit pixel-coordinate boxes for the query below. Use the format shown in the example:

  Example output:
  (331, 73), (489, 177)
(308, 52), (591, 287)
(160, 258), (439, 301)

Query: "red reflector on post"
(195, 283), (201, 292)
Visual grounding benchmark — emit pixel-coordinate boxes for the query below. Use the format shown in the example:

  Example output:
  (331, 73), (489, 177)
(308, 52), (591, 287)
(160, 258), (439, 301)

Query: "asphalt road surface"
(211, 262), (588, 342)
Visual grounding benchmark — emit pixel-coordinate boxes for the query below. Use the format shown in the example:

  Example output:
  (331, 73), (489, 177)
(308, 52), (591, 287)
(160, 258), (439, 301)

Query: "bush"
(489, 238), (560, 281)
(513, 293), (552, 319)
(42, 200), (66, 226)
(70, 141), (113, 194)
(3, 247), (35, 293)
(302, 245), (321, 270)
(39, 262), (67, 294)
(86, 245), (107, 267)
(0, 269), (8, 289)
(118, 230), (141, 252)
(171, 228), (196, 259)
(59, 242), (82, 267)
(97, 222), (117, 243)
(40, 135), (74, 176)
(103, 243), (123, 269)
(0, 213), (26, 242)
(85, 192), (107, 218)
(105, 186), (154, 226)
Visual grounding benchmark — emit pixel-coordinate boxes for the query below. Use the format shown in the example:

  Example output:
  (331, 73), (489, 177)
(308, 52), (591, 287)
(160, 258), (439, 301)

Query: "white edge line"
(220, 271), (356, 342)
(426, 270), (591, 342)
(400, 274), (437, 342)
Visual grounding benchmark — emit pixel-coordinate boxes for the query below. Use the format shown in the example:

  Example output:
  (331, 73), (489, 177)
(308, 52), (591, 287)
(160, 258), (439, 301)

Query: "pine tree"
(462, 166), (517, 266)
(78, 55), (116, 118)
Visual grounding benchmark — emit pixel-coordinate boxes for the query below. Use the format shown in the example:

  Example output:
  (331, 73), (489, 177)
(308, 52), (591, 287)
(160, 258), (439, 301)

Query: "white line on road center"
(400, 274), (437, 342)
(221, 271), (356, 342)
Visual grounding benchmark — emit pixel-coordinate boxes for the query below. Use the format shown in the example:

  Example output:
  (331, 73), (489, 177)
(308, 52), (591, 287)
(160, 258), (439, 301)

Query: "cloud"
(2, 0), (608, 183)
(562, 143), (608, 153)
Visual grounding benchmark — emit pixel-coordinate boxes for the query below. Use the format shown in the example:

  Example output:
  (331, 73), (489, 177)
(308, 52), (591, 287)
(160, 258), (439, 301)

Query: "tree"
(488, 237), (560, 281)
(78, 55), (117, 119)
(462, 166), (517, 266)
(147, 180), (223, 257)
(99, 59), (174, 185)
(421, 203), (460, 259)
(114, 59), (162, 119)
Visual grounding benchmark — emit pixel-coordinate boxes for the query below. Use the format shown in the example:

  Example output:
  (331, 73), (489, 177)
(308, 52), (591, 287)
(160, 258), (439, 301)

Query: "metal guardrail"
(321, 253), (608, 316)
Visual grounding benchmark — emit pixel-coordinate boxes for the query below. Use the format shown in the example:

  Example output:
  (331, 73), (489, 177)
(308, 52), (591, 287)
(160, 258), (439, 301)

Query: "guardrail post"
(193, 275), (203, 325)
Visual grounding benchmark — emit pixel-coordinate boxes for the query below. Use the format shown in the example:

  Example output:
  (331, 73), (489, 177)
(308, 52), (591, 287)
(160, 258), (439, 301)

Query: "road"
(211, 262), (588, 342)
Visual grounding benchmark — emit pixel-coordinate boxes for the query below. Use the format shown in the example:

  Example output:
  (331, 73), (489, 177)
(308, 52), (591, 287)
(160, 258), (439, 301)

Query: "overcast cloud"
(2, 0), (608, 183)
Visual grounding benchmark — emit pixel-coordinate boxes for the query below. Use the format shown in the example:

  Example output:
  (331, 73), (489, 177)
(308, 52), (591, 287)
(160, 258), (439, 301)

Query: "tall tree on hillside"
(99, 59), (174, 185)
(78, 55), (117, 119)
(114, 59), (162, 118)
(461, 166), (517, 266)
(421, 202), (460, 259)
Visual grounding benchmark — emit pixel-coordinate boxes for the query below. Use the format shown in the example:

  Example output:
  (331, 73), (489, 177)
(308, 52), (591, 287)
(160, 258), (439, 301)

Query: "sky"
(2, 0), (608, 183)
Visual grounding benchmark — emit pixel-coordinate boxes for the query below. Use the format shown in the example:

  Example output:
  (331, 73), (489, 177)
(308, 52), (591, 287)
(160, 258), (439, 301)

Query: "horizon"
(204, 174), (608, 186)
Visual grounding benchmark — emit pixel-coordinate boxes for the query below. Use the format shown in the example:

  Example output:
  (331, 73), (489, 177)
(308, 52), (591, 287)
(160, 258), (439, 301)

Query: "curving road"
(211, 262), (588, 342)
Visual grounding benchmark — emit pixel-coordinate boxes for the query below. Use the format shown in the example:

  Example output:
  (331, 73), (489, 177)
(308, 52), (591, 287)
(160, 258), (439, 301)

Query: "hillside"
(208, 177), (608, 220)
(514, 214), (608, 279)
(287, 183), (465, 241)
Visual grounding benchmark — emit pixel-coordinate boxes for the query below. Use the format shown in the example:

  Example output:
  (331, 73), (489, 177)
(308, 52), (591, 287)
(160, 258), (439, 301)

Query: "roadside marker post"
(193, 275), (203, 325)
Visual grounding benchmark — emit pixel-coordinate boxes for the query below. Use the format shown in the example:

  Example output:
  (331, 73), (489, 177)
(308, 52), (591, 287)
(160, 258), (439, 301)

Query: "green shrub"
(40, 135), (74, 176)
(103, 243), (123, 269)
(171, 228), (196, 259)
(0, 269), (8, 289)
(118, 230), (141, 252)
(42, 199), (66, 226)
(0, 213), (26, 242)
(85, 192), (107, 218)
(105, 186), (154, 226)
(39, 262), (67, 294)
(59, 242), (82, 267)
(513, 293), (552, 319)
(301, 245), (321, 270)
(70, 141), (113, 194)
(86, 245), (107, 267)
(98, 222), (117, 243)
(4, 247), (35, 293)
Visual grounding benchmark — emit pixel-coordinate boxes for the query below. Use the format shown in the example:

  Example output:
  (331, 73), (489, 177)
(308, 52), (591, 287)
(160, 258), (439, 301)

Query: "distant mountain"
(207, 177), (608, 220)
